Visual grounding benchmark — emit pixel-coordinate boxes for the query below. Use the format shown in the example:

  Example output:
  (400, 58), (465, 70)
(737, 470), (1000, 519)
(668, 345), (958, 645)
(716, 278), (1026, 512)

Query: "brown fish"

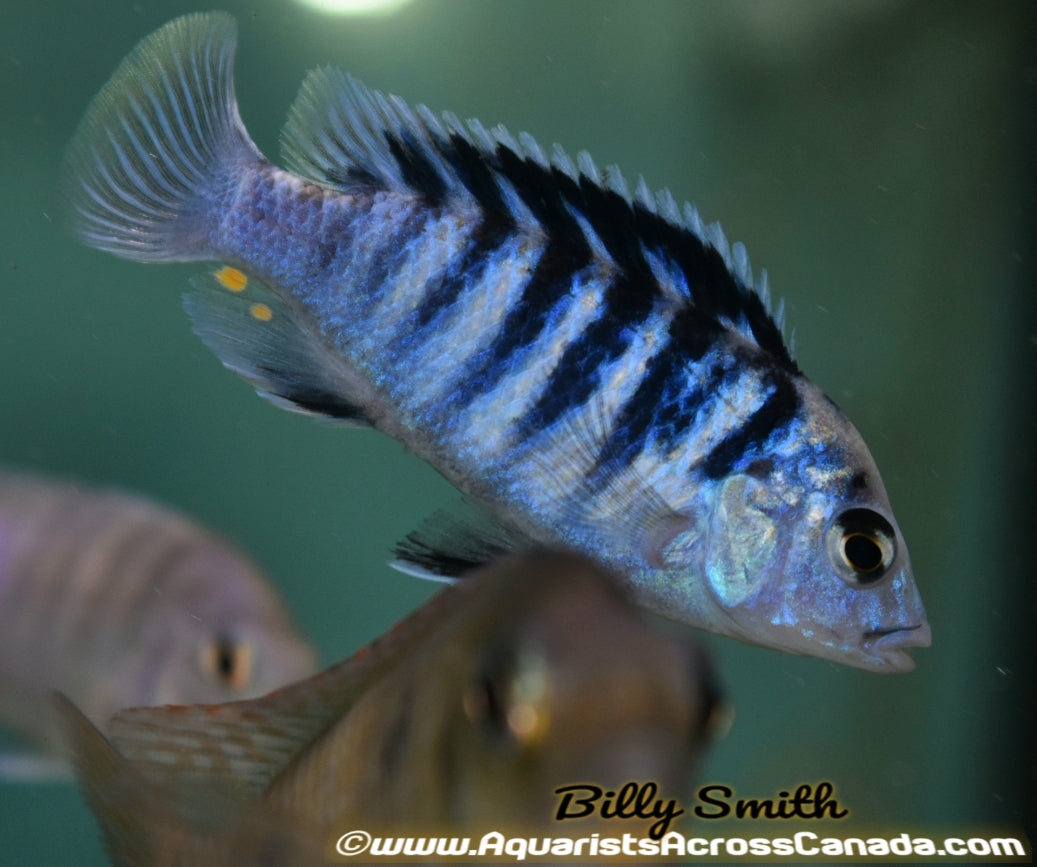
(58, 693), (324, 867)
(0, 470), (318, 776)
(61, 550), (723, 863)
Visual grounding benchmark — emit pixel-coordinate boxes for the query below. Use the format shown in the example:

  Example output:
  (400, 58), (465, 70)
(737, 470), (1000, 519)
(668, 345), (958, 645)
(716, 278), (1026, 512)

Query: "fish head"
(445, 551), (724, 826)
(130, 540), (318, 707)
(659, 380), (930, 672)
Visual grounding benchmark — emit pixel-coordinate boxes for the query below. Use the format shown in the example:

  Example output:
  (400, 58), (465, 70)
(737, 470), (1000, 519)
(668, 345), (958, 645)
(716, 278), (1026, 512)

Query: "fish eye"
(825, 508), (897, 587)
(199, 635), (253, 691)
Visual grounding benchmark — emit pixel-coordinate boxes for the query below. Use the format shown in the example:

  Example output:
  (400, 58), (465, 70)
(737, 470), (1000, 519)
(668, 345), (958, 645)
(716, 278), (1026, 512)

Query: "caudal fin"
(60, 12), (262, 262)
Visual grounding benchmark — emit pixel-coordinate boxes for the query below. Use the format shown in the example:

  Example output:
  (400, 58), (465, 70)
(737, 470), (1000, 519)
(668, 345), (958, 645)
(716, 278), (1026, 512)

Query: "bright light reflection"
(292, 0), (414, 15)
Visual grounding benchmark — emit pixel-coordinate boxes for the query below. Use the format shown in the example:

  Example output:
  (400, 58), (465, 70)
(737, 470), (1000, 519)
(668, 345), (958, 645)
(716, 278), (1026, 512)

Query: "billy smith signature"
(554, 781), (848, 839)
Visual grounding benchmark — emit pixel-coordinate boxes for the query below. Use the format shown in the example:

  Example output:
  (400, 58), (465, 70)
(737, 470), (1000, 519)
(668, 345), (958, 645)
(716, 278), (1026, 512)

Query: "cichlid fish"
(58, 549), (723, 862)
(0, 470), (317, 777)
(61, 13), (930, 671)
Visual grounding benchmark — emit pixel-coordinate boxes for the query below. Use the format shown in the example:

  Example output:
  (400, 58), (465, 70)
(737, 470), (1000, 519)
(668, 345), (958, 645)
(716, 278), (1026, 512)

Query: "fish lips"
(861, 622), (932, 672)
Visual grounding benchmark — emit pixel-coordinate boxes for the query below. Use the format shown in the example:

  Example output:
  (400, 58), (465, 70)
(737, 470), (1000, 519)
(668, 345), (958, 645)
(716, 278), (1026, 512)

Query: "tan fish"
(0, 470), (318, 777)
(60, 550), (723, 863)
(57, 693), (324, 867)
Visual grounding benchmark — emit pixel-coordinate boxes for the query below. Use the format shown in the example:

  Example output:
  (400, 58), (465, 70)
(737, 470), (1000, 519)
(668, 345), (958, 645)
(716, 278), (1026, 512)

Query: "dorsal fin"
(55, 693), (327, 864)
(106, 656), (373, 796)
(278, 65), (793, 364)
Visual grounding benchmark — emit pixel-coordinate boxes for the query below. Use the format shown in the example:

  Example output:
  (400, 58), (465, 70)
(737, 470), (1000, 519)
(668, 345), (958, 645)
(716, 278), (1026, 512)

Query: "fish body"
(0, 470), (317, 771)
(59, 549), (722, 861)
(61, 13), (930, 670)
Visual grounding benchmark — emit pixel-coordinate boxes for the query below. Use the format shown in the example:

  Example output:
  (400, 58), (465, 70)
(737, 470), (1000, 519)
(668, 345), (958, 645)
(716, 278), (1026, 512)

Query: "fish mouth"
(861, 623), (932, 672)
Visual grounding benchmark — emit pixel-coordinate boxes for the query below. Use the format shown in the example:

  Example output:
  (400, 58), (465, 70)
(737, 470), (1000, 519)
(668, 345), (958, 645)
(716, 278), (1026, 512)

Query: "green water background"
(0, 1), (1033, 862)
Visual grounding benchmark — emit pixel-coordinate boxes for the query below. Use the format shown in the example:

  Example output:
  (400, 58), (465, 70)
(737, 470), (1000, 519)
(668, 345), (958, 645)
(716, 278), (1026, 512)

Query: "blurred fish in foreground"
(60, 13), (929, 671)
(0, 470), (318, 778)
(60, 550), (723, 864)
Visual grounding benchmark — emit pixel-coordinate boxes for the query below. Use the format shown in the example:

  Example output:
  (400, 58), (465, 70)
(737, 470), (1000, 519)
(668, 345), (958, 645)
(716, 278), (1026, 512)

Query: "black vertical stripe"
(587, 307), (725, 483)
(405, 214), (514, 335)
(517, 275), (633, 434)
(699, 373), (801, 479)
(436, 145), (597, 398)
(386, 132), (448, 206)
(494, 146), (590, 241)
(397, 132), (519, 340)
(654, 218), (796, 372)
(444, 131), (512, 218)
(456, 237), (587, 399)
(511, 181), (681, 435)
(371, 118), (801, 434)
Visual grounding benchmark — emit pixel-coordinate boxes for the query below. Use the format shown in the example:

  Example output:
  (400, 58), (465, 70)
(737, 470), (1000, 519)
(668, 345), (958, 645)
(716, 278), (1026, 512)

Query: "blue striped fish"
(61, 13), (929, 671)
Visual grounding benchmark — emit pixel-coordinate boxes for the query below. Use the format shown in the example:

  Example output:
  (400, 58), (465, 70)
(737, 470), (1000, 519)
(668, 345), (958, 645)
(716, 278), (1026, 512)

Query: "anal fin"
(185, 265), (371, 425)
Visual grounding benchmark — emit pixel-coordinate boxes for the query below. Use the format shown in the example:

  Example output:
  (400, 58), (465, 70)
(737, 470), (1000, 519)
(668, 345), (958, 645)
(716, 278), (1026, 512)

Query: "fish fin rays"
(278, 64), (790, 350)
(55, 693), (318, 864)
(282, 67), (468, 202)
(55, 693), (168, 864)
(391, 501), (527, 579)
(76, 586), (471, 805)
(60, 12), (262, 263)
(103, 652), (386, 798)
(280, 63), (658, 216)
(185, 266), (373, 424)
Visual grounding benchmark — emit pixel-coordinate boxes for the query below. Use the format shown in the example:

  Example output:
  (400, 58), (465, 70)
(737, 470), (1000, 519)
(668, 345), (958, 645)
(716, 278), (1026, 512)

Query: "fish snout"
(862, 622), (932, 671)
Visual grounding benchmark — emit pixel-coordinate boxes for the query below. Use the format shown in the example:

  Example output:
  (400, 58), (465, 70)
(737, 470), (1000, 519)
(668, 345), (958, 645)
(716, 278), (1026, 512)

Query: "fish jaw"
(861, 621), (932, 672)
(762, 617), (932, 673)
(754, 617), (932, 673)
(719, 556), (932, 672)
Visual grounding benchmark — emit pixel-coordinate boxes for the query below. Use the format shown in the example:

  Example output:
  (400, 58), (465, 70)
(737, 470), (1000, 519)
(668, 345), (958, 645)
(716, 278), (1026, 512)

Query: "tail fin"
(60, 12), (262, 262)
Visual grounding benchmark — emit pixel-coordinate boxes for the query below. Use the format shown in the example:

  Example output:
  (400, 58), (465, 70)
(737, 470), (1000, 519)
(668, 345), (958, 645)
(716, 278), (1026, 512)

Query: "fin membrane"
(185, 265), (371, 424)
(392, 500), (527, 579)
(60, 12), (260, 263)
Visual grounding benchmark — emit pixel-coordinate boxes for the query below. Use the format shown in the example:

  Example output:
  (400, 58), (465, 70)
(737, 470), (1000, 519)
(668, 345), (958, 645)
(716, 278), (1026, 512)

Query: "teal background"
(1, 0), (1032, 862)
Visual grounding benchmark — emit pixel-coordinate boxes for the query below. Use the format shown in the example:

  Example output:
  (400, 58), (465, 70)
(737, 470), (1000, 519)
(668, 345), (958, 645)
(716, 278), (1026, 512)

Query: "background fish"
(60, 13), (929, 671)
(0, 470), (318, 777)
(61, 549), (722, 859)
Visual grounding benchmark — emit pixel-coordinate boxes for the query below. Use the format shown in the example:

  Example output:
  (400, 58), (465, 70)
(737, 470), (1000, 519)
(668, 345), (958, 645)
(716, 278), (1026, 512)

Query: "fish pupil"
(479, 672), (508, 734)
(204, 635), (253, 690)
(215, 638), (237, 680)
(464, 650), (512, 739)
(843, 533), (883, 574)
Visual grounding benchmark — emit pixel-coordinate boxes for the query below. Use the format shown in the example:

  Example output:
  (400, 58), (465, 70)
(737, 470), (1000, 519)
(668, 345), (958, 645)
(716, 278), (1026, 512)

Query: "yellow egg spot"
(249, 302), (273, 322)
(215, 266), (248, 292)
